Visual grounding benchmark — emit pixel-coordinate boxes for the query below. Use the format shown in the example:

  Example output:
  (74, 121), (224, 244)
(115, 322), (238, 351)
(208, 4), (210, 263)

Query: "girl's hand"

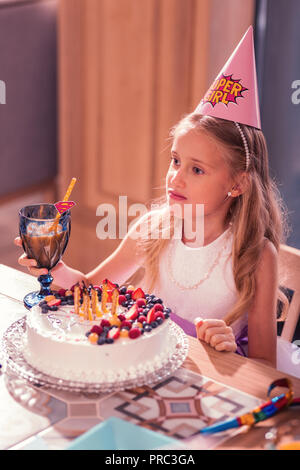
(194, 317), (237, 353)
(14, 237), (48, 277)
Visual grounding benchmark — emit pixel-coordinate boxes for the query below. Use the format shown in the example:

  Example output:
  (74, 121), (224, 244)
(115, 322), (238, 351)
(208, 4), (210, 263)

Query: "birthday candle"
(101, 282), (109, 314)
(111, 288), (119, 316)
(74, 284), (81, 315)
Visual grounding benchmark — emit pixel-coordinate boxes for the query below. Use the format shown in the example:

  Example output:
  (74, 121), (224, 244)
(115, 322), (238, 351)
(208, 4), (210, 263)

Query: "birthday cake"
(23, 280), (177, 383)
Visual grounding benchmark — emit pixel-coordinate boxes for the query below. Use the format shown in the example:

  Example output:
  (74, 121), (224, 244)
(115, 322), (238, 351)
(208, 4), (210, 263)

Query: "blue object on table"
(66, 417), (180, 450)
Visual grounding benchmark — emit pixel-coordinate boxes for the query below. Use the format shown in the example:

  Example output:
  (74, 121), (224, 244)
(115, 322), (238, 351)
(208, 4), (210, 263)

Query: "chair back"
(278, 244), (300, 342)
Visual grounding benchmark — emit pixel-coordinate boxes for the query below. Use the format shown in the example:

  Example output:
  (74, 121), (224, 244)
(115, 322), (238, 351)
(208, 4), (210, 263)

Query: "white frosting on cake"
(23, 304), (175, 383)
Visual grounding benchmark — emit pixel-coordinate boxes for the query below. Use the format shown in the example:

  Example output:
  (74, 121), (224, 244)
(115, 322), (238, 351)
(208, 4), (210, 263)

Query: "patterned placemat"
(3, 367), (261, 450)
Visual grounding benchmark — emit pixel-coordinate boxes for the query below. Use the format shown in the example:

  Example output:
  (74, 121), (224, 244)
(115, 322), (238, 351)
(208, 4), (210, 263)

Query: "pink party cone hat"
(194, 26), (261, 129)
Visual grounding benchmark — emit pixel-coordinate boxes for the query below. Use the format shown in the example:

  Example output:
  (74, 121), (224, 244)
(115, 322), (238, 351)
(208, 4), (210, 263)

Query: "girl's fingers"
(215, 341), (237, 353)
(197, 319), (227, 341)
(18, 253), (37, 267)
(18, 254), (48, 276)
(204, 327), (233, 345)
(209, 333), (235, 348)
(14, 237), (22, 247)
(28, 266), (48, 276)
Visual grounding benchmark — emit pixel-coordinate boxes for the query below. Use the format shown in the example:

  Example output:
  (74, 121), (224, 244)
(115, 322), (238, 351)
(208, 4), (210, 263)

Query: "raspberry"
(129, 328), (141, 339)
(90, 325), (103, 335)
(118, 295), (126, 305)
(120, 320), (132, 330)
(100, 319), (111, 328)
(153, 304), (164, 312)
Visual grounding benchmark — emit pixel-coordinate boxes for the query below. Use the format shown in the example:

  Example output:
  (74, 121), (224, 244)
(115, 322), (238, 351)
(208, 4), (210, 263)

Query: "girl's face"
(166, 128), (234, 219)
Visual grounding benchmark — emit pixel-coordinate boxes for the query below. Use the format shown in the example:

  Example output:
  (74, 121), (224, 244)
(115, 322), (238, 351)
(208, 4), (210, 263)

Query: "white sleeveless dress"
(142, 226), (300, 379)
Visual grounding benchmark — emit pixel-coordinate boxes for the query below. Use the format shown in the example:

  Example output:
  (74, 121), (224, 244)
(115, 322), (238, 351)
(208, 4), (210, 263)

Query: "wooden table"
(0, 263), (299, 450)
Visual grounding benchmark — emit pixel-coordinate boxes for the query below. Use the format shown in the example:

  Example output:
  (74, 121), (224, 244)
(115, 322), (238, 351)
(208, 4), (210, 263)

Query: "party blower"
(19, 178), (77, 309)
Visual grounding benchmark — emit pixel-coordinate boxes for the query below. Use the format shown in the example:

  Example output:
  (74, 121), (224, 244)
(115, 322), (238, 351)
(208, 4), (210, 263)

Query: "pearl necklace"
(167, 229), (232, 290)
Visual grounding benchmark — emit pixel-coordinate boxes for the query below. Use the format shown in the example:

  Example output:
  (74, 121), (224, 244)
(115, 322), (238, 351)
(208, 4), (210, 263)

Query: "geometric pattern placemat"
(3, 367), (261, 450)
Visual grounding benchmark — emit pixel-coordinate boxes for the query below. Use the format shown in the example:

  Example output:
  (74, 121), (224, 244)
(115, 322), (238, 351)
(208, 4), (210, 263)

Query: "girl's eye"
(171, 157), (180, 166)
(193, 166), (204, 175)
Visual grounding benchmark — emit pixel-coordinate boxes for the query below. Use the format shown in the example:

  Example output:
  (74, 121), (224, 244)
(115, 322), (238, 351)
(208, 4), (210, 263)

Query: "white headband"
(234, 122), (250, 171)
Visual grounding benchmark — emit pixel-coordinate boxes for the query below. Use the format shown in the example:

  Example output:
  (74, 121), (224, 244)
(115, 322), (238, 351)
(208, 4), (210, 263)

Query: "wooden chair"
(278, 244), (300, 342)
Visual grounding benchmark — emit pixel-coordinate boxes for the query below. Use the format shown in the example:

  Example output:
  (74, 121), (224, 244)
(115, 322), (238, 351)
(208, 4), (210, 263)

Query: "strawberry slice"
(107, 327), (120, 340)
(106, 290), (113, 302)
(131, 287), (145, 300)
(102, 279), (116, 290)
(47, 298), (61, 307)
(146, 306), (157, 324)
(125, 303), (139, 321)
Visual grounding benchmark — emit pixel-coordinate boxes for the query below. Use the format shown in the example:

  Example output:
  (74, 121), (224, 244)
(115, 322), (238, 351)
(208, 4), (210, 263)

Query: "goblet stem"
(37, 272), (54, 297)
(23, 272), (54, 309)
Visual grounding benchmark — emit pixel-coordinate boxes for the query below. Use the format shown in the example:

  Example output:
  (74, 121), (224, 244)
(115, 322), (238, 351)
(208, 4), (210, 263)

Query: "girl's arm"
(16, 212), (150, 289)
(247, 239), (278, 368)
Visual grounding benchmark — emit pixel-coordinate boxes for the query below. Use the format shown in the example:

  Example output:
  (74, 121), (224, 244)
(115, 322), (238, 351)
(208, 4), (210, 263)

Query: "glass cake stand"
(0, 317), (189, 394)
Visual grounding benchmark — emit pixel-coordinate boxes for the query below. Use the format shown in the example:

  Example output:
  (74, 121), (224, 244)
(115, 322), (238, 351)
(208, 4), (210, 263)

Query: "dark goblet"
(19, 204), (71, 309)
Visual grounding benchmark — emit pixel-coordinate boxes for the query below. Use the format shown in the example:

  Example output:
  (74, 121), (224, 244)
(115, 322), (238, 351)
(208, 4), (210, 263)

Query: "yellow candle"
(101, 283), (109, 314)
(74, 285), (81, 315)
(111, 288), (119, 316)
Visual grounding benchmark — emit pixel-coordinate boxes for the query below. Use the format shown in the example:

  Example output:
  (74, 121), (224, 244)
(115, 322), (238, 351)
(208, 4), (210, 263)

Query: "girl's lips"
(168, 190), (187, 201)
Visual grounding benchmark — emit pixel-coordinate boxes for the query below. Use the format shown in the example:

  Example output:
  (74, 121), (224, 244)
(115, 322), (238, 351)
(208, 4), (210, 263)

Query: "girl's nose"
(170, 168), (186, 188)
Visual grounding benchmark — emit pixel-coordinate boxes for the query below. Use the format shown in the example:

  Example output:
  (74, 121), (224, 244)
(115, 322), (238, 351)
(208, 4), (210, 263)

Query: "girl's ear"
(232, 172), (250, 197)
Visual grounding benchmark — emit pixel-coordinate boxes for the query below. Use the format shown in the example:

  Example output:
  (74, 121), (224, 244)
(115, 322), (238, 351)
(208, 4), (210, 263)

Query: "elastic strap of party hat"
(234, 122), (251, 171)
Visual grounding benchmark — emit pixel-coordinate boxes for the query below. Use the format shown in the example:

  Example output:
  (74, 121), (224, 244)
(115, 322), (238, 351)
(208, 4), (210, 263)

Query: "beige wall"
(58, 0), (255, 273)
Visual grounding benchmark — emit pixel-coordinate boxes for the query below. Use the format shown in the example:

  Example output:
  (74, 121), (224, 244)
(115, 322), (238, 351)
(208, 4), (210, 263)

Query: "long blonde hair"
(137, 113), (291, 326)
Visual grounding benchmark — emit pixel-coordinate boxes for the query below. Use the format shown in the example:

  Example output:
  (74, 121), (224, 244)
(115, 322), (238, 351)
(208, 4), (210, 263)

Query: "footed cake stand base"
(1, 317), (189, 394)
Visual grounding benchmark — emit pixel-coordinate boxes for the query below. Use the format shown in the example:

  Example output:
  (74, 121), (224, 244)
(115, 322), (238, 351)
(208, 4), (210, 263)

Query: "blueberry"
(140, 328), (144, 335)
(85, 331), (91, 337)
(49, 305), (58, 311)
(125, 293), (131, 300)
(156, 317), (163, 325)
(164, 312), (170, 319)
(151, 321), (158, 328)
(105, 338), (114, 344)
(66, 295), (74, 301)
(144, 325), (152, 333)
(61, 300), (68, 306)
(143, 308), (150, 314)
(147, 302), (154, 308)
(39, 300), (47, 306)
(163, 307), (171, 313)
(97, 337), (106, 345)
(103, 326), (110, 332)
(41, 307), (48, 314)
(67, 299), (74, 305)
(119, 286), (127, 295)
(121, 326), (130, 331)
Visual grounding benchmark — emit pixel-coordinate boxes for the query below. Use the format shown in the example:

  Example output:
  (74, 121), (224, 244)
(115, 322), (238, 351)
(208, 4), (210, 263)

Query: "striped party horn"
(198, 378), (298, 434)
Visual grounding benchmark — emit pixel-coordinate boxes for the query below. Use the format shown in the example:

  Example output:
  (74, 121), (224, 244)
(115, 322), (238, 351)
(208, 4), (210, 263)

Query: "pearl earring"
(227, 191), (232, 197)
